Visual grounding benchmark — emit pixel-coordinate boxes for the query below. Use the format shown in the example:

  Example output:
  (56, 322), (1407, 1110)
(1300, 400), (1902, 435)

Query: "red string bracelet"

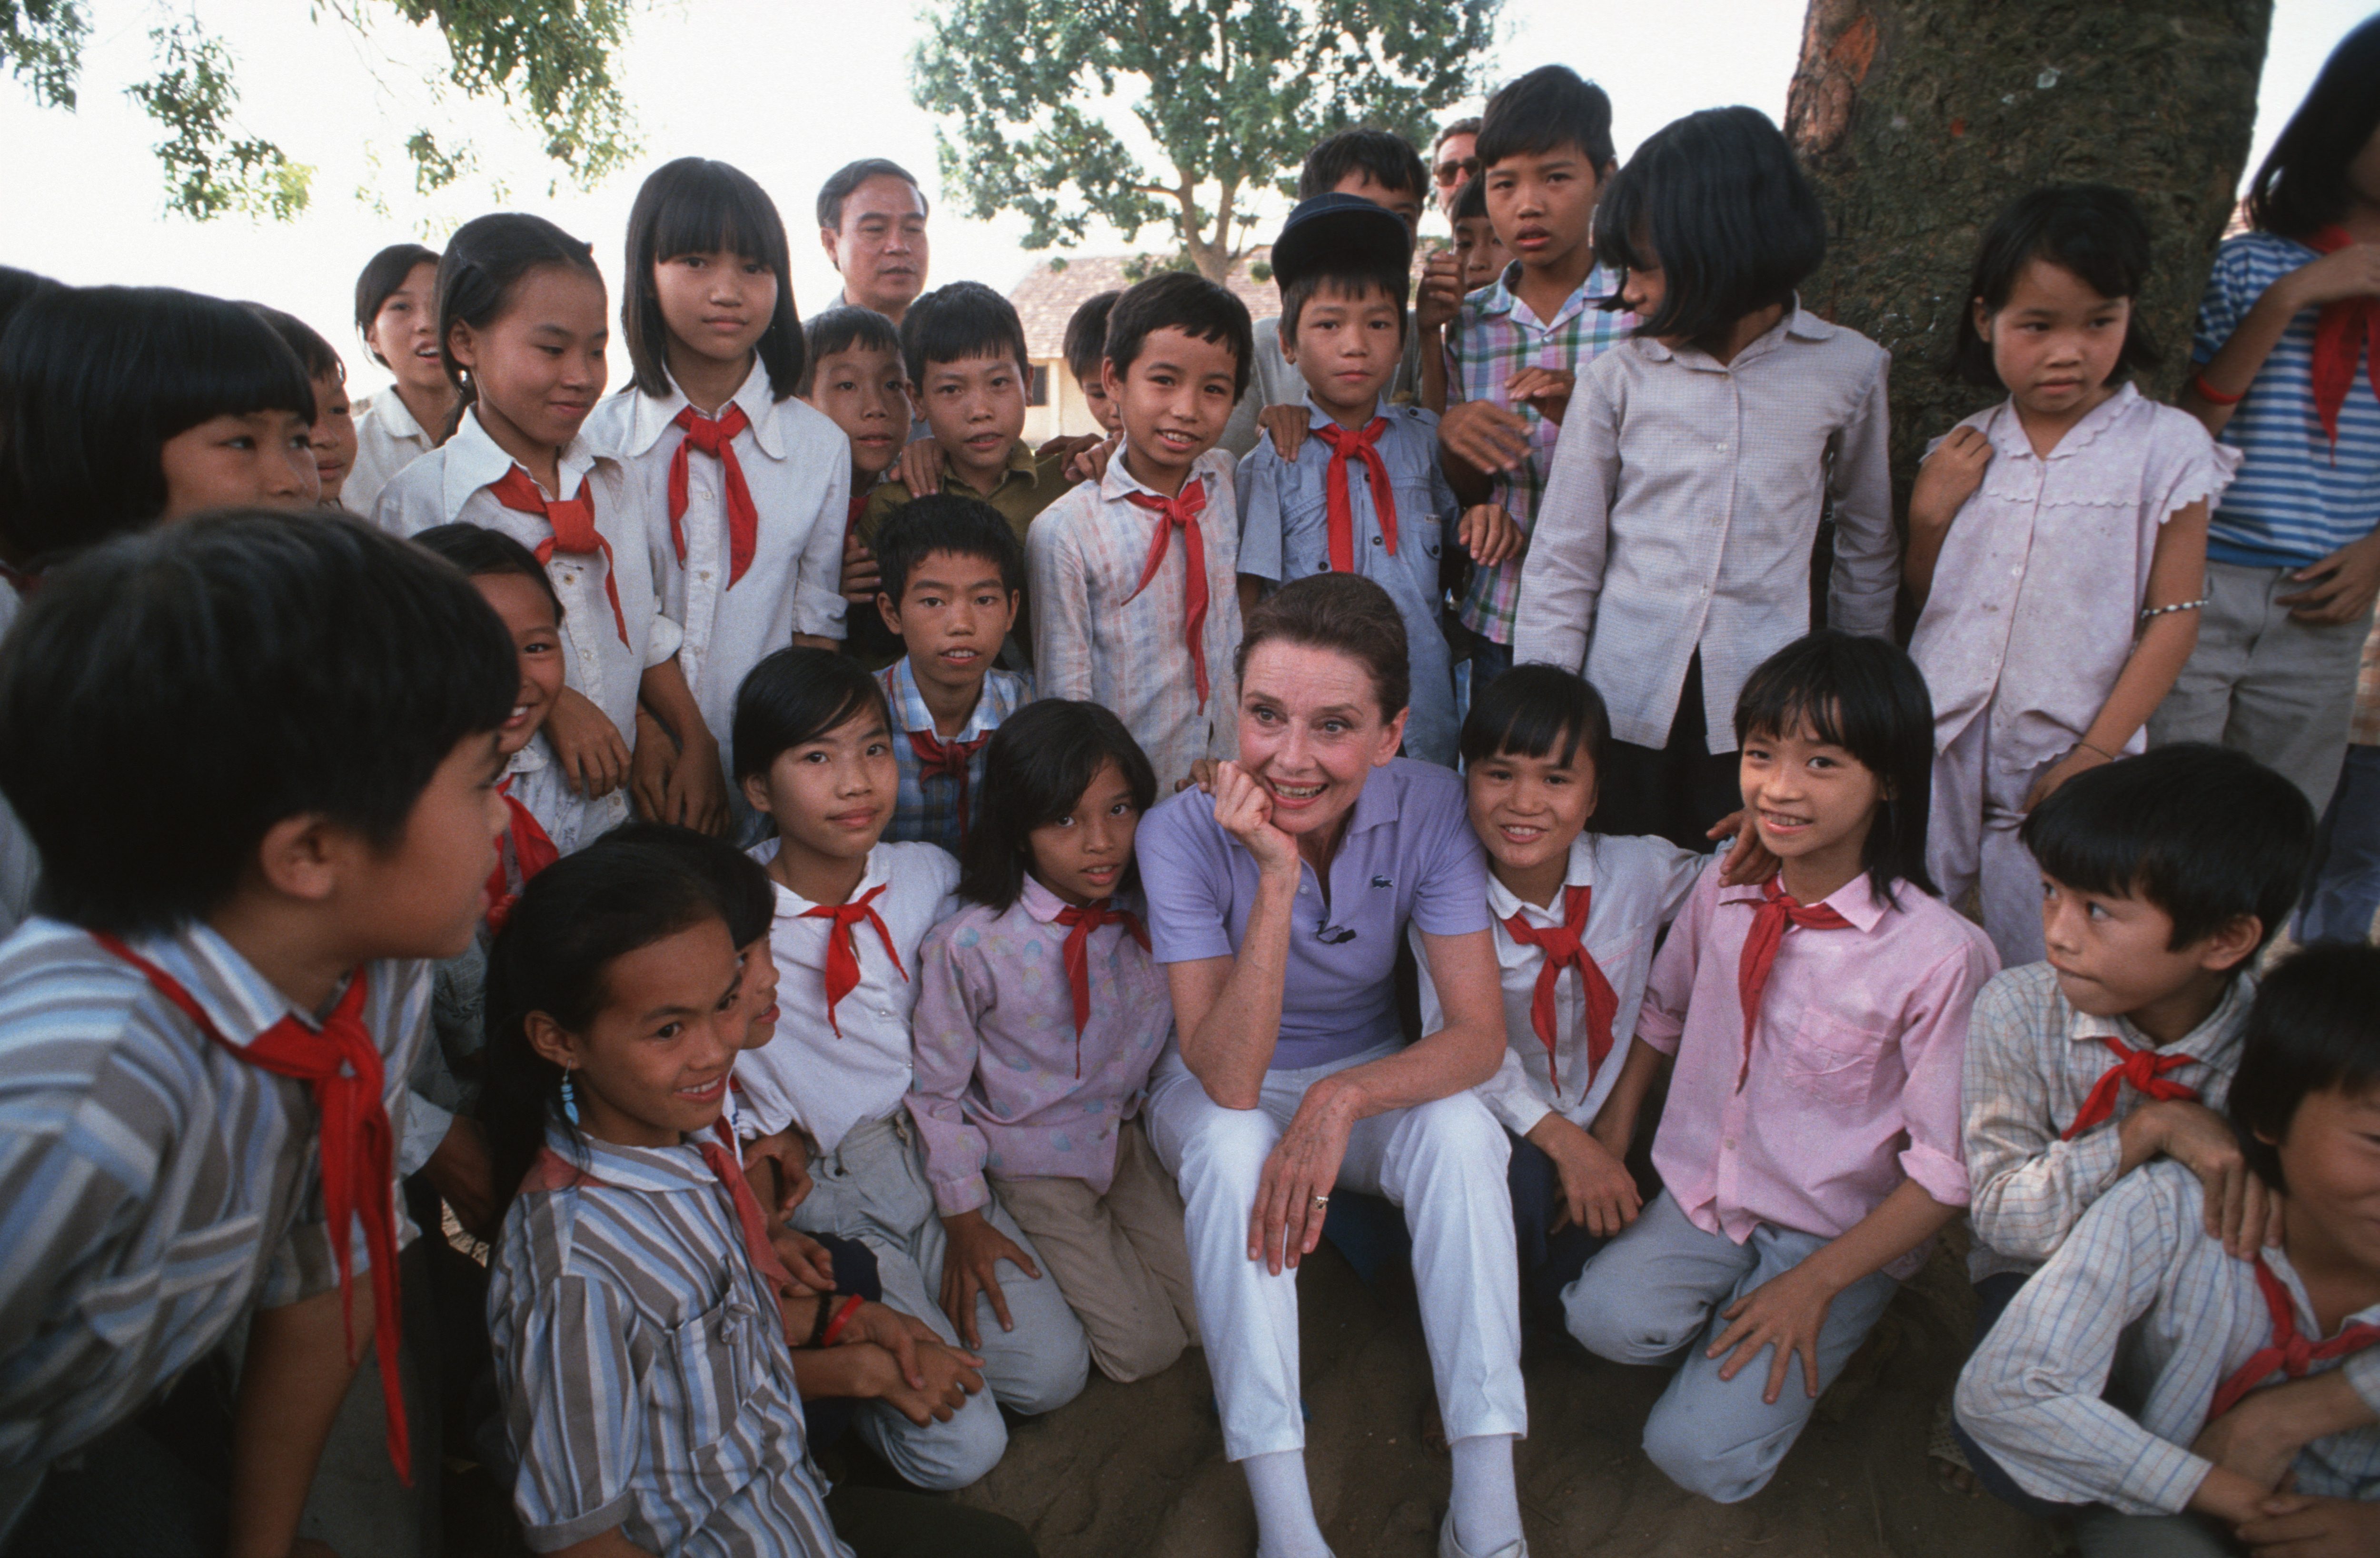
(820, 1293), (864, 1347)
(2190, 371), (2244, 406)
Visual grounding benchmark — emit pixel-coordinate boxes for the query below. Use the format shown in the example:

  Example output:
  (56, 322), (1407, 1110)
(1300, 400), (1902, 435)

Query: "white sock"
(1243, 1449), (1331, 1558)
(1448, 1433), (1522, 1556)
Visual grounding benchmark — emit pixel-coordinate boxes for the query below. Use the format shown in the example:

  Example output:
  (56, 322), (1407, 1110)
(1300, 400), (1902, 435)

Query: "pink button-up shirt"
(1637, 857), (1997, 1279)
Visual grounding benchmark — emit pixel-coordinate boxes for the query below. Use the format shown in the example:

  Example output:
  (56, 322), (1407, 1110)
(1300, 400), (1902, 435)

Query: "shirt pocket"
(79, 1212), (263, 1350)
(1778, 1012), (1892, 1110)
(656, 1289), (764, 1473)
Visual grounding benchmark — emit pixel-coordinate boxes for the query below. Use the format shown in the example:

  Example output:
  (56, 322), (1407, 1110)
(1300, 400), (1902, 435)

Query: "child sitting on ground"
(869, 495), (1031, 855)
(0, 511), (516, 1555)
(1030, 271), (1253, 791)
(1957, 942), (2380, 1556)
(1950, 743), (2323, 1510)
(908, 699), (1199, 1384)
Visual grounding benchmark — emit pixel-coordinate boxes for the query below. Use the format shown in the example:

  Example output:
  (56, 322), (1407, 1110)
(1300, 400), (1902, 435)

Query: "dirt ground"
(950, 1234), (2056, 1558)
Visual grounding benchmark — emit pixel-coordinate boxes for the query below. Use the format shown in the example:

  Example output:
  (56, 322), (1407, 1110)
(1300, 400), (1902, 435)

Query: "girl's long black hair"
(958, 699), (1159, 913)
(2246, 13), (2380, 239)
(620, 157), (805, 402)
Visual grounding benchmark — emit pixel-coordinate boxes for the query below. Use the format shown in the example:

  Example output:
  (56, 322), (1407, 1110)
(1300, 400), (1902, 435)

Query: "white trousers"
(1928, 714), (2050, 968)
(1144, 1042), (1526, 1462)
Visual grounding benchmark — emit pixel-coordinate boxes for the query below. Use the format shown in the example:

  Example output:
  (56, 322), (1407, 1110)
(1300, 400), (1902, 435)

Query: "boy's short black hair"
(872, 493), (1025, 604)
(1063, 290), (1121, 387)
(2227, 942), (2380, 1191)
(899, 280), (1029, 385)
(1950, 184), (2161, 388)
(732, 646), (892, 783)
(595, 821), (775, 948)
(1451, 173), (1489, 225)
(816, 159), (926, 232)
(2020, 743), (2315, 956)
(0, 285), (316, 564)
(411, 521), (565, 625)
(353, 242), (439, 367)
(1594, 106), (1826, 357)
(1462, 663), (1610, 775)
(243, 302), (346, 384)
(1104, 271), (1254, 400)
(798, 305), (903, 397)
(1735, 630), (1937, 905)
(1475, 66), (1615, 172)
(1298, 128), (1428, 202)
(0, 511), (515, 934)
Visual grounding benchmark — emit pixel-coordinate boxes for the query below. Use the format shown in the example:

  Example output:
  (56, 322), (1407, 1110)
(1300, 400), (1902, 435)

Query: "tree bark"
(1789, 0), (2273, 491)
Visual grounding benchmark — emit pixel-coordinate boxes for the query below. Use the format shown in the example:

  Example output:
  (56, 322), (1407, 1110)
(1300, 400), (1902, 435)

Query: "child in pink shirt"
(1909, 186), (2235, 967)
(1569, 631), (1999, 1504)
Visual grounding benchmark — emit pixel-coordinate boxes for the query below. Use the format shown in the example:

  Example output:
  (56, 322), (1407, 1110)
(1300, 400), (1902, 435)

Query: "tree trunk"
(1788, 0), (2272, 487)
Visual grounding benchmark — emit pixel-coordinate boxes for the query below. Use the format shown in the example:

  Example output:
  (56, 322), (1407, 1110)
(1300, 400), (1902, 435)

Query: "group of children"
(0, 11), (2377, 1558)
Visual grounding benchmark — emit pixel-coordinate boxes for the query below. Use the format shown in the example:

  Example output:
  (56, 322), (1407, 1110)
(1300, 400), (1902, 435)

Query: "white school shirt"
(733, 840), (959, 1152)
(345, 387), (437, 518)
(374, 407), (680, 851)
(1413, 832), (1704, 1136)
(584, 361), (851, 822)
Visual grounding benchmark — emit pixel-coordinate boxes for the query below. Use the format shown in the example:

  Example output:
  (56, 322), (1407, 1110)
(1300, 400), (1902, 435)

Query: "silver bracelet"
(2139, 596), (2208, 621)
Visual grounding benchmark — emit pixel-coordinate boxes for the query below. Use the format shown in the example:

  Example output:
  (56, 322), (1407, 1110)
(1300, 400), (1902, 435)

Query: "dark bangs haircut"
(481, 842), (724, 1217)
(354, 242), (439, 367)
(901, 280), (1029, 384)
(1461, 663), (1610, 774)
(623, 158), (804, 401)
(1451, 173), (1489, 225)
(873, 493), (1024, 602)
(1104, 271), (1254, 399)
(244, 301), (346, 383)
(1733, 630), (1935, 904)
(1235, 572), (1410, 722)
(0, 266), (58, 336)
(1063, 290), (1121, 387)
(959, 699), (1160, 912)
(1475, 65), (1615, 171)
(2246, 13), (2380, 239)
(1951, 185), (2160, 388)
(0, 511), (515, 934)
(1299, 127), (1428, 201)
(817, 158), (926, 232)
(596, 820), (775, 947)
(1595, 107), (1826, 356)
(731, 645), (892, 782)
(798, 305), (902, 397)
(411, 521), (565, 624)
(0, 286), (315, 563)
(2019, 742), (2314, 955)
(2226, 942), (2380, 1192)
(437, 213), (603, 441)
(1280, 264), (1410, 346)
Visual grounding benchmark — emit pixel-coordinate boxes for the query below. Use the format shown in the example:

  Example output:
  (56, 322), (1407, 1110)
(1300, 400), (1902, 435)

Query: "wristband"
(805, 1291), (839, 1349)
(820, 1293), (865, 1347)
(2076, 740), (2118, 763)
(2189, 371), (2244, 406)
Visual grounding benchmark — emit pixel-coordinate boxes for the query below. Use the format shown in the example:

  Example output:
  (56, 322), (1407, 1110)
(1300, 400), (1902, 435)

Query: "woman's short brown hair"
(1234, 574), (1410, 720)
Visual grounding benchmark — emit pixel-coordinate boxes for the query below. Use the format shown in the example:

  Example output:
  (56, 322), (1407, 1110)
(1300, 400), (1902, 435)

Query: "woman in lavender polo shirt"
(1136, 575), (1527, 1558)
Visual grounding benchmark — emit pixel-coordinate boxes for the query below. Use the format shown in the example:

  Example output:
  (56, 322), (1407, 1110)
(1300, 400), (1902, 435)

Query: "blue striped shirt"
(2195, 231), (2380, 568)
(0, 918), (431, 1532)
(877, 658), (1031, 856)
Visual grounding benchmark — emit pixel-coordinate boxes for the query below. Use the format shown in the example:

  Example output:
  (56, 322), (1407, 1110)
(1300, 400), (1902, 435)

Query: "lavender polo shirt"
(1139, 757), (1491, 1071)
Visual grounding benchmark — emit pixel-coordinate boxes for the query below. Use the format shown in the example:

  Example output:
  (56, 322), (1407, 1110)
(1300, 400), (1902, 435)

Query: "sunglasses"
(1433, 158), (1479, 187)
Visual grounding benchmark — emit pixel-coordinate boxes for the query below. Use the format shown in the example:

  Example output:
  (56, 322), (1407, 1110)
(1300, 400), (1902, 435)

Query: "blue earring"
(560, 1067), (580, 1125)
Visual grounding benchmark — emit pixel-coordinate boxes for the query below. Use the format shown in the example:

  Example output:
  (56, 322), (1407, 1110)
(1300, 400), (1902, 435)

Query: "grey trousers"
(1564, 1190), (1900, 1504)
(2073, 1510), (2238, 1558)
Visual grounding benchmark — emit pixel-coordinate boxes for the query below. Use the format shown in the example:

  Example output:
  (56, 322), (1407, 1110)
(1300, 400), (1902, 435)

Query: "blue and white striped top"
(2194, 230), (2380, 569)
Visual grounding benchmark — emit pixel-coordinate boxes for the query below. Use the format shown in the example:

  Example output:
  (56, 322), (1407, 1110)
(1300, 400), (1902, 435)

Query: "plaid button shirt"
(877, 657), (1031, 855)
(1443, 260), (1632, 644)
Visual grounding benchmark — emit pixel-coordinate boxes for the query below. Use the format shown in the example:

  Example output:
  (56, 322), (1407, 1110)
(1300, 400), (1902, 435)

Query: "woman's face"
(1234, 639), (1406, 844)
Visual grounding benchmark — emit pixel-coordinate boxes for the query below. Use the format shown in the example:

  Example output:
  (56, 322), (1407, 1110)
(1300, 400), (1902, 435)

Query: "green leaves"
(912, 0), (1498, 278)
(124, 20), (314, 221)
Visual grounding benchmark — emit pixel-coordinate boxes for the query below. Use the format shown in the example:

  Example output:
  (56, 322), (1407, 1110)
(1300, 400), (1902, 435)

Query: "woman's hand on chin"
(1213, 760), (1300, 878)
(1248, 1075), (1361, 1275)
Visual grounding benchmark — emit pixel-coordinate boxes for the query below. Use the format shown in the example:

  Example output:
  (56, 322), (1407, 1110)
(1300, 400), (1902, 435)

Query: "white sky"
(0, 0), (2368, 401)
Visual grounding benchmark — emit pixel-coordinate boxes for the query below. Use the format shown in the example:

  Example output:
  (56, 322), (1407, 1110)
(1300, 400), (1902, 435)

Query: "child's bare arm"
(2183, 243), (2380, 436)
(544, 685), (631, 799)
(228, 1287), (365, 1558)
(895, 438), (944, 496)
(1586, 1037), (1668, 1164)
(2232, 1491), (2380, 1556)
(1904, 426), (1992, 607)
(636, 657), (727, 835)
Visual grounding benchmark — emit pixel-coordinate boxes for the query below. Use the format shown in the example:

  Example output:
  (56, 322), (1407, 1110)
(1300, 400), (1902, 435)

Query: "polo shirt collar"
(1716, 867), (1892, 933)
(1098, 448), (1206, 507)
(752, 838), (892, 915)
(440, 406), (603, 521)
(622, 356), (782, 460)
(542, 1122), (721, 1194)
(945, 438), (1039, 501)
(1484, 832), (1600, 923)
(1301, 390), (1388, 434)
(1632, 296), (1829, 370)
(374, 388), (426, 441)
(2072, 966), (2255, 1061)
(129, 920), (358, 1049)
(879, 656), (997, 742)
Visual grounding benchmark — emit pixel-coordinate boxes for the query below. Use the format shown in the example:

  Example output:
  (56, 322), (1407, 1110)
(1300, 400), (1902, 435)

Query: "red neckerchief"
(1500, 883), (1616, 1099)
(484, 779), (560, 935)
(2307, 226), (2380, 450)
(487, 465), (629, 645)
(1314, 417), (1399, 574)
(908, 729), (991, 850)
(1052, 897), (1150, 1077)
(1734, 876), (1853, 1090)
(94, 935), (409, 1483)
(667, 404), (759, 585)
(2209, 1253), (2380, 1418)
(800, 882), (904, 1036)
(1123, 477), (1212, 709)
(2060, 1034), (2199, 1141)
